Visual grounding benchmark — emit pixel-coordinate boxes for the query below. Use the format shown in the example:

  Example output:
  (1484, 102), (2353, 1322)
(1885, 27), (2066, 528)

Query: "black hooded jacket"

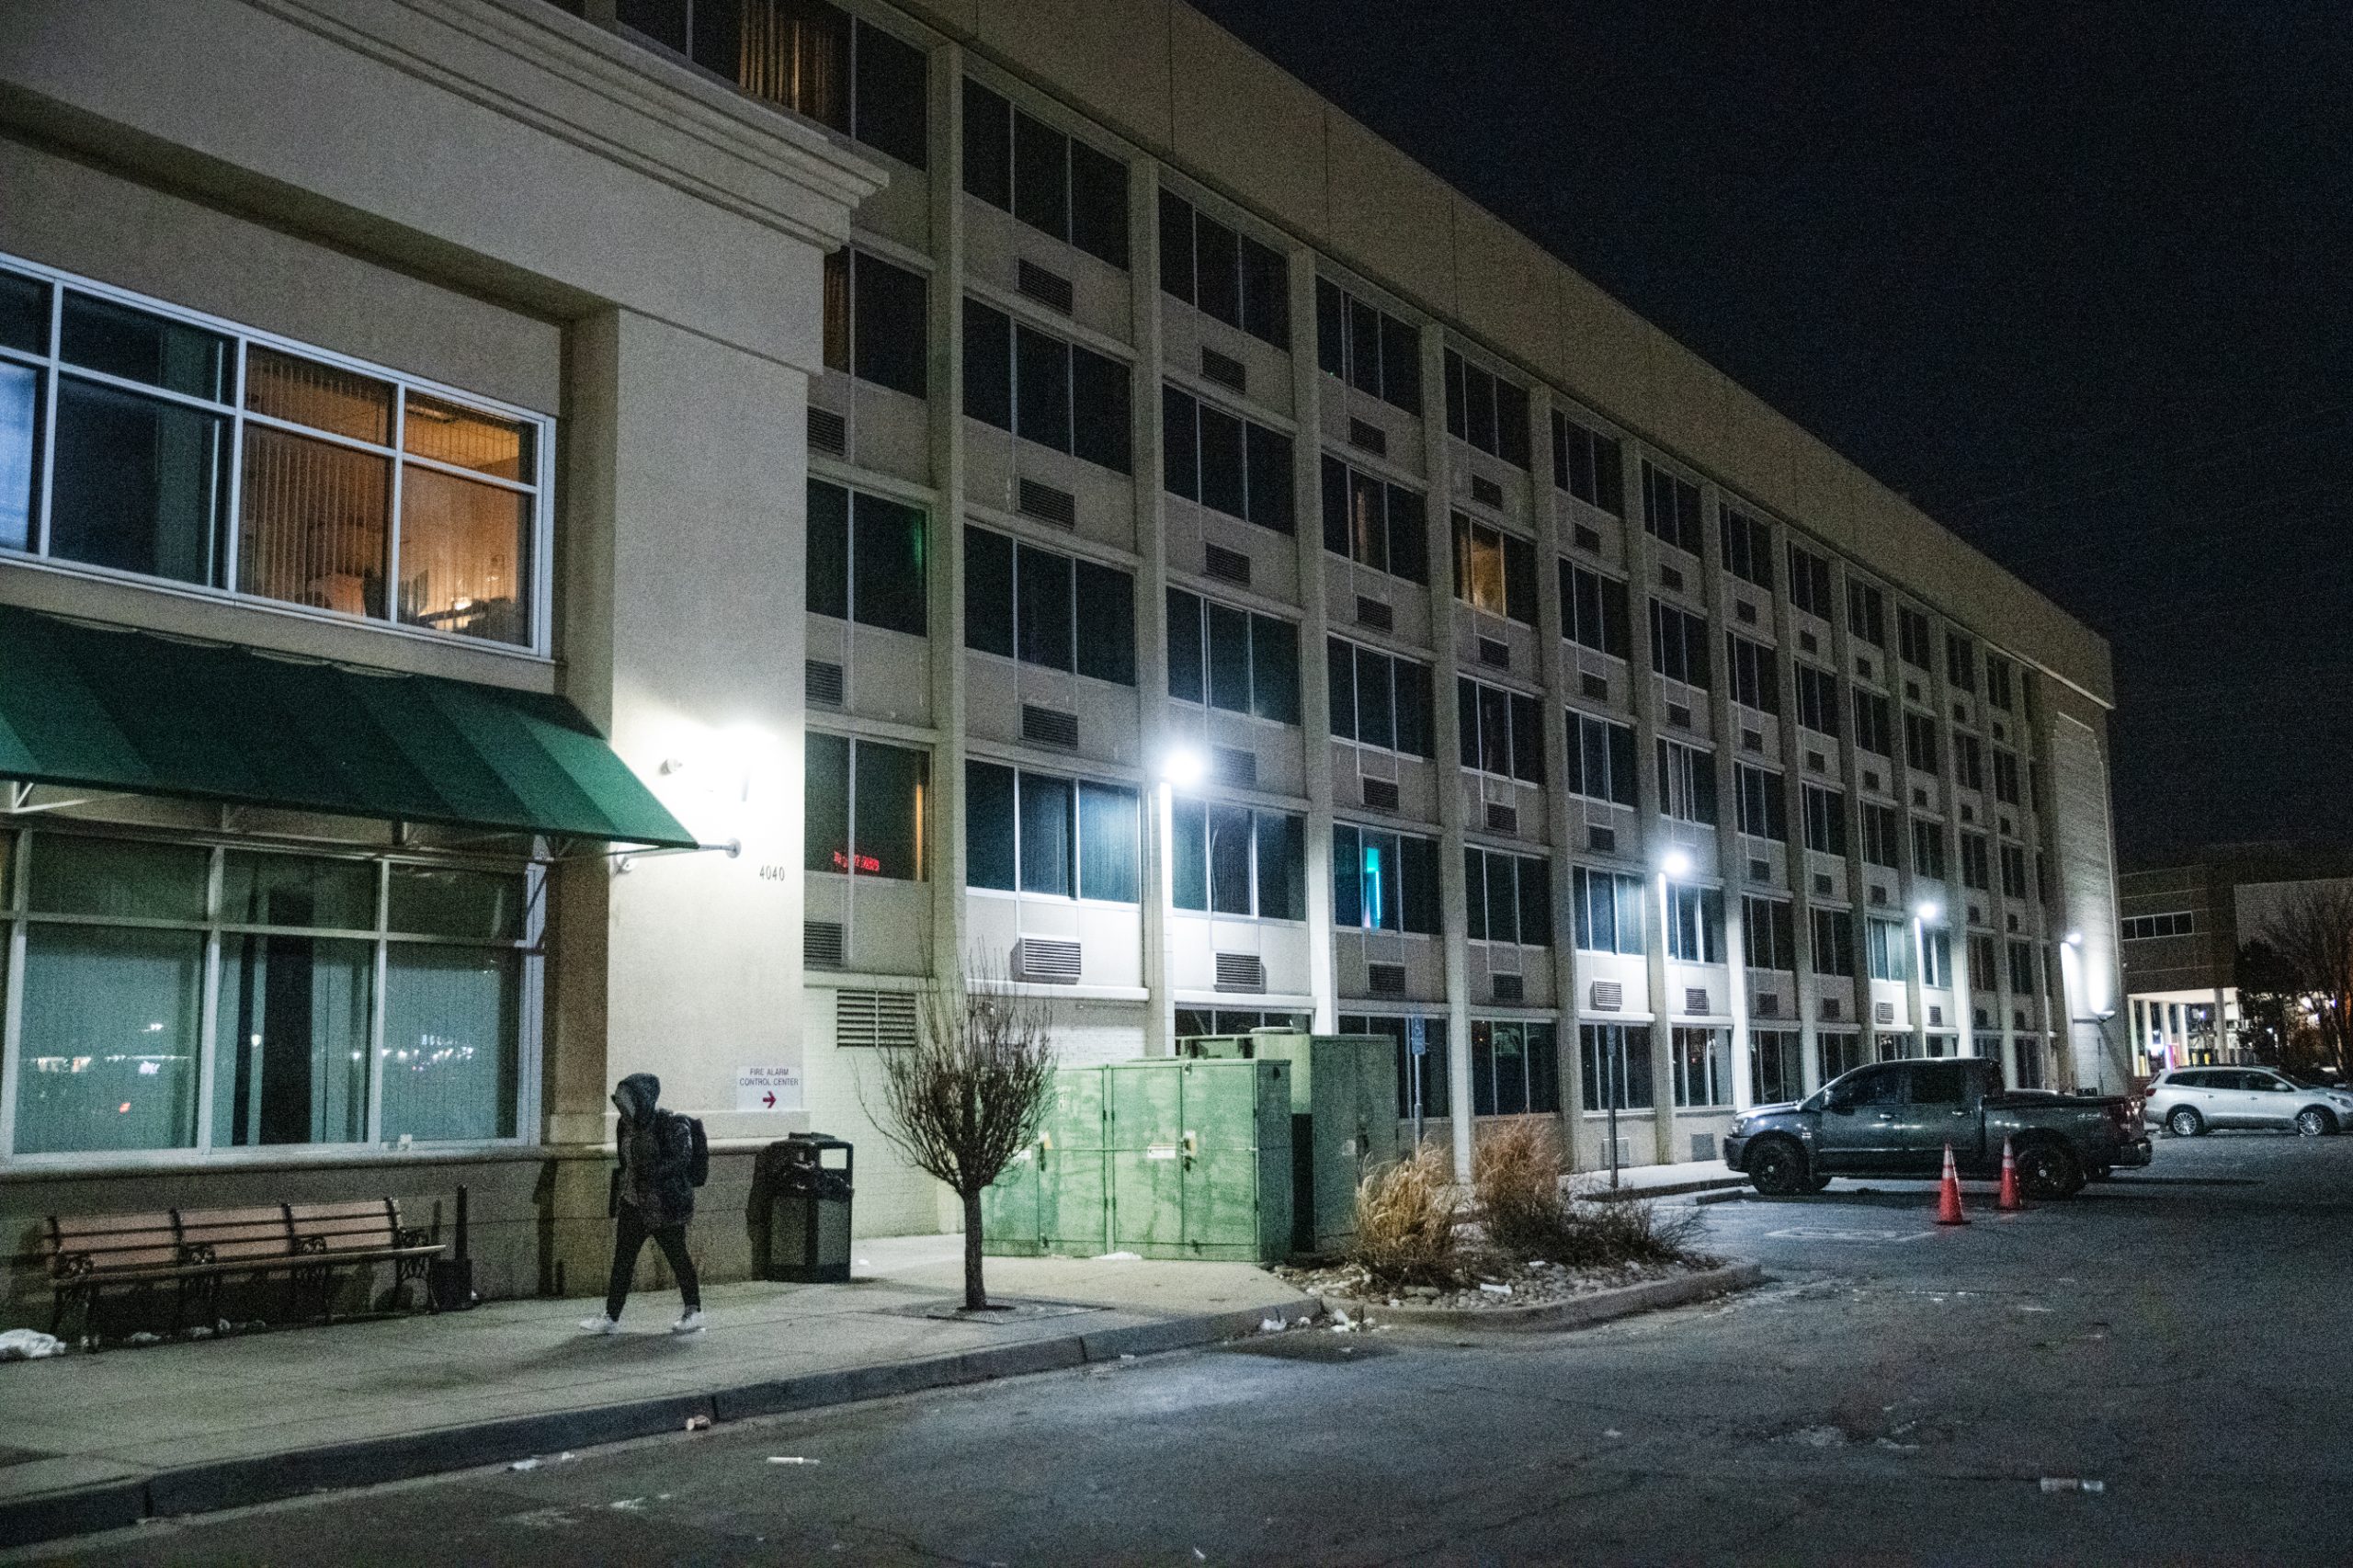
(613, 1074), (697, 1228)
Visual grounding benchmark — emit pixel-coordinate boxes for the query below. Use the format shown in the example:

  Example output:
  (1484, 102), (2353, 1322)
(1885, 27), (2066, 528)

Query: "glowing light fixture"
(1161, 749), (1205, 789)
(1660, 847), (1693, 879)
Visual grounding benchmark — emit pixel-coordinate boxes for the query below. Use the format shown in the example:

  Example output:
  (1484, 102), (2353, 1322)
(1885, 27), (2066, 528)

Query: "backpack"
(687, 1116), (710, 1188)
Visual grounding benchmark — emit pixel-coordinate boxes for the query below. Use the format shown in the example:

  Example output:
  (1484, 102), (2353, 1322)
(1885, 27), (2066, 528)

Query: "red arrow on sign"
(763, 1091), (776, 1108)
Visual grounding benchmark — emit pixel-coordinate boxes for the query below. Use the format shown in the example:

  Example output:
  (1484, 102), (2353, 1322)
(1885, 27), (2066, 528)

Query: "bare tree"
(868, 960), (1057, 1311)
(2256, 885), (2353, 1079)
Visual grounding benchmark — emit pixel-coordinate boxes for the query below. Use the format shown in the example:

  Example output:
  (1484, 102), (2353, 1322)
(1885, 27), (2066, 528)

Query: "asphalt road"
(22, 1133), (2353, 1566)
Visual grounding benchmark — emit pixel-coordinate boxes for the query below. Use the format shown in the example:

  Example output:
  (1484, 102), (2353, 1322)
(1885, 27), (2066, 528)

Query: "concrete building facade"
(0, 0), (2122, 1305)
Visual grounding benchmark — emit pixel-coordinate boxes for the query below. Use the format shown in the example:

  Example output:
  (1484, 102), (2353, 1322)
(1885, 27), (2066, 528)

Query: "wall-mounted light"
(2064, 930), (2084, 947)
(1915, 900), (1941, 923)
(1660, 847), (1693, 879)
(1161, 748), (1205, 789)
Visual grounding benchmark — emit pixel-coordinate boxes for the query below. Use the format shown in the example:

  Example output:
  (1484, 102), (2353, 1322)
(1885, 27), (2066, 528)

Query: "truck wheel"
(2014, 1140), (2082, 1200)
(2295, 1107), (2333, 1138)
(2166, 1107), (2203, 1138)
(1806, 1174), (1834, 1192)
(1747, 1136), (1808, 1197)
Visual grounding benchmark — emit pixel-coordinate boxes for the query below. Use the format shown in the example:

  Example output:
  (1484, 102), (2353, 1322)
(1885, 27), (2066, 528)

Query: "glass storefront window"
(381, 945), (519, 1142)
(387, 866), (525, 940)
(28, 835), (209, 920)
(14, 925), (205, 1154)
(213, 934), (373, 1148)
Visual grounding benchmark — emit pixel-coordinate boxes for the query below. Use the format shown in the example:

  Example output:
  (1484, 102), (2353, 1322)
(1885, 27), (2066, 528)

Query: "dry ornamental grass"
(1347, 1142), (1463, 1289)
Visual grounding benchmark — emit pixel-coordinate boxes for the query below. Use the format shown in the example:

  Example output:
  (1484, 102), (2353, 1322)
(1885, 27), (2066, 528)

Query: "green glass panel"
(27, 835), (209, 920)
(220, 851), (377, 930)
(212, 933), (374, 1147)
(379, 943), (519, 1142)
(14, 924), (203, 1154)
(386, 865), (523, 939)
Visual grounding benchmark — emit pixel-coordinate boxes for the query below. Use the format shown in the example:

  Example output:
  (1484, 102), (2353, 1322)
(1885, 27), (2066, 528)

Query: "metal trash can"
(761, 1134), (854, 1283)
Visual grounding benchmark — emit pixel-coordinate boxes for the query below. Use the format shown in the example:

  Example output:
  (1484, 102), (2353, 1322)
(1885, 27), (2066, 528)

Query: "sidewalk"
(0, 1234), (1308, 1547)
(1574, 1157), (1746, 1200)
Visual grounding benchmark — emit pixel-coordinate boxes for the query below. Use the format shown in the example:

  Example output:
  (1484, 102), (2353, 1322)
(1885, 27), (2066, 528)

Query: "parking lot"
(22, 1131), (2353, 1566)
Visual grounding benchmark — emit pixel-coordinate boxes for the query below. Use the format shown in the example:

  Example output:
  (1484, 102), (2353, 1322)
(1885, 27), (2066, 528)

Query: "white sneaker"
(670, 1310), (706, 1335)
(578, 1314), (620, 1335)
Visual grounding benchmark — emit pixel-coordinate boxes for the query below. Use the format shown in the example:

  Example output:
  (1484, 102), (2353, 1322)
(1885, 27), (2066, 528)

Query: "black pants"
(604, 1205), (699, 1319)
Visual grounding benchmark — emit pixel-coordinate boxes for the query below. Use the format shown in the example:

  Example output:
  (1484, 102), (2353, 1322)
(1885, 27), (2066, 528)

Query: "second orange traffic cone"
(1935, 1142), (1969, 1225)
(1997, 1135), (2026, 1212)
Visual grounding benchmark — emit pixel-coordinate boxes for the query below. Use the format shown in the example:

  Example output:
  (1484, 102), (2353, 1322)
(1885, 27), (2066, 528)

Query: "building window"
(1160, 190), (1288, 347)
(1860, 803), (1901, 869)
(964, 762), (1139, 903)
(1752, 1028), (1803, 1104)
(1961, 833), (1991, 892)
(1955, 733), (1985, 792)
(1552, 411), (1622, 513)
(1581, 1023), (1652, 1111)
(805, 733), (930, 881)
(1574, 868), (1646, 956)
(1945, 631), (1977, 693)
(1795, 665), (1841, 735)
(1672, 1027), (1731, 1108)
(1985, 655), (2015, 711)
(1665, 882), (1724, 963)
(1565, 710), (1639, 807)
(1164, 385), (1292, 533)
(962, 526), (1134, 684)
(822, 248), (928, 399)
(1315, 280), (1421, 415)
(962, 80), (1128, 267)
(1342, 1013), (1449, 1119)
(1656, 738), (1716, 825)
(0, 256), (547, 648)
(1744, 894), (1797, 971)
(1727, 633), (1779, 713)
(1735, 765), (1787, 842)
(1904, 710), (1939, 772)
(2007, 938), (2039, 994)
(1451, 515), (1538, 624)
(1819, 1028), (1866, 1081)
(1897, 604), (1933, 670)
(964, 301), (1131, 472)
(1180, 1008), (1309, 1039)
(1459, 678), (1546, 783)
(1812, 907), (1857, 977)
(1992, 749), (2022, 806)
(1649, 600), (1711, 687)
(807, 479), (926, 636)
(1910, 818), (1946, 881)
(1787, 542), (1834, 619)
(1167, 588), (1299, 724)
(1970, 932), (1998, 982)
(1920, 926), (1951, 989)
(1464, 849), (1552, 948)
(1999, 843), (2029, 900)
(1559, 560), (1631, 659)
(1333, 825), (1441, 934)
(1169, 800), (1304, 919)
(2, 831), (530, 1158)
(1720, 507), (1773, 589)
(1802, 784), (1847, 856)
(1639, 461), (1703, 556)
(1320, 456), (1427, 585)
(1328, 639), (1436, 757)
(1866, 917), (1909, 982)
(2122, 911), (2197, 941)
(1442, 349), (1529, 468)
(1472, 1020), (1559, 1116)
(1852, 689), (1894, 758)
(1847, 580), (1887, 648)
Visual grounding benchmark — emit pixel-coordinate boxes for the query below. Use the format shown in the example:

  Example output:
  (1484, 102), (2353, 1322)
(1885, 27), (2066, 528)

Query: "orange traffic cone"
(1997, 1136), (2026, 1212)
(1935, 1142), (1969, 1225)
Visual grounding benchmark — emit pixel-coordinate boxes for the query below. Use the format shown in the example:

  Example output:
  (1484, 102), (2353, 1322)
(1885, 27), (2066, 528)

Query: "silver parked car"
(2145, 1067), (2353, 1139)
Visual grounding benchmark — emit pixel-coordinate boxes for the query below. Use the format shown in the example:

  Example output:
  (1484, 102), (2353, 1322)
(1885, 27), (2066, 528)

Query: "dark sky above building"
(1190, 0), (2353, 865)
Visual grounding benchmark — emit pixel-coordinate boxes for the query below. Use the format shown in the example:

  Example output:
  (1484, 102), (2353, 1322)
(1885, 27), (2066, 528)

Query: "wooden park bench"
(43, 1199), (445, 1342)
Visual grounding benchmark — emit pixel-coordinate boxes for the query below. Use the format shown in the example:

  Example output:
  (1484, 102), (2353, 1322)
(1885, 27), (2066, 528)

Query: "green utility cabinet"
(1179, 1031), (1404, 1257)
(981, 1066), (1110, 1256)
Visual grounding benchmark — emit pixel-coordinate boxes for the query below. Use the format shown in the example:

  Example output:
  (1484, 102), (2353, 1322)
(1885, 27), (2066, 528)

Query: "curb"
(1579, 1176), (1748, 1202)
(1318, 1260), (1765, 1333)
(0, 1298), (1303, 1550)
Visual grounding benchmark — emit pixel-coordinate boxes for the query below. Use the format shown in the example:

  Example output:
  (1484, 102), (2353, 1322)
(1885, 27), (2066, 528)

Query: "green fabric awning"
(0, 603), (699, 849)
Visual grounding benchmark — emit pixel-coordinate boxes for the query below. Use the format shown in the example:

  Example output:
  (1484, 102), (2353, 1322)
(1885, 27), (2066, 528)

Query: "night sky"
(1189, 0), (2353, 865)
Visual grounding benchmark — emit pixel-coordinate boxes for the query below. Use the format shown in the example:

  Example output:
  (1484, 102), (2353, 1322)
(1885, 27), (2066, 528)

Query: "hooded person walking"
(580, 1073), (709, 1335)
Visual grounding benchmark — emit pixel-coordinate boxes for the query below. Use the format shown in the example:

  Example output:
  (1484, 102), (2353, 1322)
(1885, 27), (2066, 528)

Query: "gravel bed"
(1275, 1255), (1696, 1312)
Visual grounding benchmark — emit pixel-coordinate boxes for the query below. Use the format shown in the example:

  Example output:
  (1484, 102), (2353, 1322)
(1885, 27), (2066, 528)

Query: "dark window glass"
(1255, 812), (1303, 920)
(1332, 824), (1362, 926)
(960, 79), (1011, 207)
(1070, 346), (1131, 473)
(1396, 659), (1434, 756)
(1195, 213), (1240, 324)
(60, 294), (232, 401)
(853, 20), (929, 169)
(1240, 237), (1289, 347)
(851, 492), (927, 636)
(1014, 324), (1070, 452)
(1244, 423), (1293, 533)
(1171, 797), (1208, 911)
(1356, 649), (1394, 751)
(965, 760), (1017, 891)
(1348, 297), (1382, 399)
(1169, 588), (1205, 703)
(1197, 402), (1245, 517)
(1017, 773), (1074, 896)
(962, 299), (1013, 428)
(962, 526), (1014, 655)
(1012, 108), (1066, 239)
(805, 730), (850, 874)
(806, 478), (849, 619)
(1159, 189), (1195, 305)
(1066, 137), (1129, 268)
(1325, 638), (1356, 742)
(51, 379), (230, 585)
(1251, 615), (1300, 724)
(0, 268), (51, 355)
(1016, 543), (1072, 671)
(1079, 780), (1139, 903)
(853, 741), (927, 881)
(1208, 804), (1253, 915)
(1402, 836), (1440, 934)
(0, 359), (36, 553)
(1163, 385), (1199, 500)
(850, 250), (927, 398)
(1073, 559), (1134, 685)
(1207, 600), (1251, 711)
(1381, 315), (1421, 415)
(1314, 278), (1344, 378)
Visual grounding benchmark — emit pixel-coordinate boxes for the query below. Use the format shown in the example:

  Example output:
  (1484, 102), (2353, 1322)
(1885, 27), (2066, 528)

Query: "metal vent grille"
(1659, 563), (1685, 591)
(2006, 913), (2020, 934)
(804, 920), (847, 971)
(1748, 858), (1772, 881)
(1875, 1000), (1897, 1026)
(1470, 473), (1504, 508)
(1960, 804), (1975, 824)
(1821, 996), (1844, 1020)
(808, 405), (847, 456)
(1870, 885), (1889, 905)
(1491, 972), (1524, 1003)
(1016, 258), (1074, 314)
(1213, 951), (1267, 994)
(1734, 598), (1758, 624)
(1857, 655), (1874, 680)
(1813, 873), (1834, 896)
(1754, 993), (1780, 1018)
(1688, 1132), (1717, 1163)
(1213, 745), (1257, 787)
(1742, 728), (1765, 752)
(1665, 702), (1693, 729)
(1587, 824), (1617, 853)
(1968, 903), (1984, 926)
(806, 659), (846, 709)
(1799, 630), (1820, 653)
(1589, 980), (1624, 1011)
(1863, 769), (1882, 791)
(1476, 636), (1510, 669)
(1573, 523), (1602, 552)
(1199, 346), (1247, 394)
(1913, 787), (1930, 807)
(2013, 1008), (2029, 1029)
(1684, 987), (1711, 1016)
(1905, 680), (1923, 702)
(1484, 801), (1518, 833)
(1361, 777), (1400, 812)
(1017, 477), (1076, 528)
(1204, 542), (1252, 585)
(1014, 937), (1083, 983)
(1368, 962), (1407, 996)
(837, 988), (918, 1049)
(1581, 672), (1608, 700)
(1973, 1007), (1991, 1028)
(1354, 595), (1392, 631)
(1927, 1006), (1944, 1027)
(1022, 704), (1079, 749)
(1807, 751), (1828, 772)
(1347, 416), (1388, 457)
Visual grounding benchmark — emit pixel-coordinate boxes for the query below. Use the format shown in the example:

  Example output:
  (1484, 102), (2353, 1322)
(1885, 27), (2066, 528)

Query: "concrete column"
(1925, 613), (1970, 1055)
(1761, 515), (1822, 1091)
(1822, 560), (1878, 1063)
(1131, 163), (1175, 1055)
(1618, 452), (1677, 1160)
(926, 47), (970, 996)
(1697, 483), (1751, 1112)
(1417, 329), (1474, 1183)
(1526, 395), (1585, 1165)
(1287, 244), (1337, 1035)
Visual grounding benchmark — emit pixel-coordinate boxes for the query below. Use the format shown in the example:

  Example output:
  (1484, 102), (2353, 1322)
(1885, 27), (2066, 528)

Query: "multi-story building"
(0, 0), (2123, 1294)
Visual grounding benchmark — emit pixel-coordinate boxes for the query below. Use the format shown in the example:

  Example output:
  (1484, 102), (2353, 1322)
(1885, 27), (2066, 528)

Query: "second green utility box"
(1178, 1031), (1404, 1257)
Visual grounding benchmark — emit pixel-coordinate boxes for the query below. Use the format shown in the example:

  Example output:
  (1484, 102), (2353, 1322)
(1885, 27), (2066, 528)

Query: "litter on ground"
(767, 1456), (820, 1466)
(2039, 1477), (2106, 1494)
(0, 1329), (66, 1360)
(685, 1415), (713, 1432)
(508, 1459), (540, 1472)
(1093, 1251), (1142, 1262)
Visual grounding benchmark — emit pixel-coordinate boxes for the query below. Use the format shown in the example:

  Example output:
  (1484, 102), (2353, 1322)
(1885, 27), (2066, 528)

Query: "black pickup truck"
(1722, 1058), (2151, 1199)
